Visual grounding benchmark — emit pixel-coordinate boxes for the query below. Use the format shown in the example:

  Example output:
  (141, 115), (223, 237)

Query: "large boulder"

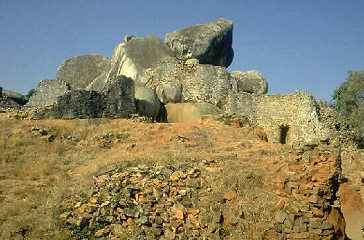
(156, 82), (182, 104)
(26, 79), (70, 107)
(2, 90), (28, 105)
(135, 87), (161, 119)
(56, 54), (111, 90)
(107, 35), (175, 87)
(230, 70), (268, 94)
(86, 72), (108, 93)
(102, 75), (135, 118)
(165, 103), (223, 123)
(149, 58), (233, 108)
(165, 18), (234, 68)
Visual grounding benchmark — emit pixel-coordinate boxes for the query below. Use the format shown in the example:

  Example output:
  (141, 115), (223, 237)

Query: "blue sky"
(1, 0), (363, 102)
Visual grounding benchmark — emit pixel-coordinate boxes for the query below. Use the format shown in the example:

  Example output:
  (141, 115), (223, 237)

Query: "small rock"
(212, 211), (223, 224)
(164, 228), (176, 239)
(152, 226), (163, 236)
(94, 227), (110, 238)
(223, 190), (237, 201)
(60, 211), (71, 221)
(209, 193), (224, 203)
(229, 214), (239, 226)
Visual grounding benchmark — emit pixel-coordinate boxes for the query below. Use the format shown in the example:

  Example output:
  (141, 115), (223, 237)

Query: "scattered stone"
(223, 190), (237, 201)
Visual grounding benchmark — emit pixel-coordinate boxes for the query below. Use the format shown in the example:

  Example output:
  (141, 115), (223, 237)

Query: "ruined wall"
(227, 91), (337, 144)
(265, 142), (346, 240)
(26, 79), (70, 107)
(150, 58), (233, 108)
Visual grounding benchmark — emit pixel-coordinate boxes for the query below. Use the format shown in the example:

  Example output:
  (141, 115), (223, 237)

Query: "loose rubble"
(59, 160), (242, 239)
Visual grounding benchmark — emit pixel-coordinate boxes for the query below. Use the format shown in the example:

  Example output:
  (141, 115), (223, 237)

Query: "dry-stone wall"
(38, 90), (105, 119)
(26, 79), (70, 107)
(265, 142), (346, 240)
(33, 76), (135, 119)
(150, 58), (233, 108)
(103, 75), (136, 118)
(226, 91), (337, 144)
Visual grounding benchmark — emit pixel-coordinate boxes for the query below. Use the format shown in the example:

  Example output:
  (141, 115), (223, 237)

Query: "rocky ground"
(0, 111), (363, 239)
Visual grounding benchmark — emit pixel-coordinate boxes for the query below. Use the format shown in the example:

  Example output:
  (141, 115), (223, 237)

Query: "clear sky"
(1, 0), (363, 102)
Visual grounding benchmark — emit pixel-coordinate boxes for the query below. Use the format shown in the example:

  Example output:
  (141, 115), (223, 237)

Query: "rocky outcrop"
(86, 72), (108, 93)
(165, 103), (222, 123)
(26, 79), (70, 107)
(135, 87), (161, 119)
(0, 87), (19, 107)
(165, 18), (234, 68)
(150, 58), (232, 108)
(230, 70), (268, 94)
(102, 75), (135, 118)
(107, 35), (175, 87)
(56, 54), (111, 90)
(2, 90), (28, 105)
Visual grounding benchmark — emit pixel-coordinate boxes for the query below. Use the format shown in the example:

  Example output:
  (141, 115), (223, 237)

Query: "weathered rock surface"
(26, 79), (70, 107)
(165, 103), (222, 123)
(150, 58), (233, 108)
(107, 35), (175, 87)
(135, 87), (161, 119)
(230, 70), (268, 94)
(2, 90), (28, 105)
(156, 82), (182, 104)
(56, 54), (111, 90)
(86, 72), (108, 93)
(0, 87), (19, 107)
(102, 75), (135, 118)
(165, 18), (234, 67)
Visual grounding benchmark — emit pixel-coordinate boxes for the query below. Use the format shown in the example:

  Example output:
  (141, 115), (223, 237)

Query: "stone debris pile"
(265, 141), (346, 239)
(60, 160), (242, 239)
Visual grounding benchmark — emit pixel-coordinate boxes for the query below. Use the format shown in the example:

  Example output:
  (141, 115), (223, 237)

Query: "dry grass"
(0, 116), (289, 239)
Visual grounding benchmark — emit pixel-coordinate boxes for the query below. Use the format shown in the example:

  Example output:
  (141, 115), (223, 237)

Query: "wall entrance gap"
(280, 125), (290, 144)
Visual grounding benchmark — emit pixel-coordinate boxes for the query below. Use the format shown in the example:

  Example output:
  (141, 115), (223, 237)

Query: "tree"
(332, 70), (364, 137)
(26, 88), (36, 99)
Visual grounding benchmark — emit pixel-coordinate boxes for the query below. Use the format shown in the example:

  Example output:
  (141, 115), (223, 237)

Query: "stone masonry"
(226, 91), (337, 144)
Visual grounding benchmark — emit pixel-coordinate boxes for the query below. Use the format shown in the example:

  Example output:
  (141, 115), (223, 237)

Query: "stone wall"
(38, 90), (105, 119)
(103, 75), (135, 118)
(26, 79), (70, 107)
(150, 58), (233, 108)
(265, 142), (346, 240)
(226, 91), (337, 144)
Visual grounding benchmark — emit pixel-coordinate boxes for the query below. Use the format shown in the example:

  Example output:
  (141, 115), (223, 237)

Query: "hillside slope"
(0, 115), (362, 239)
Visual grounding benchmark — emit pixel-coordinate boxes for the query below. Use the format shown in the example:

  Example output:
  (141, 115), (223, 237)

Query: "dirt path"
(343, 211), (364, 239)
